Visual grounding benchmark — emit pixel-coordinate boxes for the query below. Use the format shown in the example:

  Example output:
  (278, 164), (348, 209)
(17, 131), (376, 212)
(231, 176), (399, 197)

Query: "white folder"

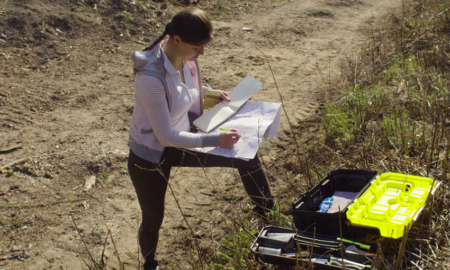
(194, 76), (263, 133)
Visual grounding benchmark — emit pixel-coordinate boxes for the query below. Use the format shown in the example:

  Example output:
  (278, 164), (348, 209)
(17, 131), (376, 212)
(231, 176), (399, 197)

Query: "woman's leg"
(127, 148), (175, 266)
(172, 149), (274, 211)
(236, 154), (274, 211)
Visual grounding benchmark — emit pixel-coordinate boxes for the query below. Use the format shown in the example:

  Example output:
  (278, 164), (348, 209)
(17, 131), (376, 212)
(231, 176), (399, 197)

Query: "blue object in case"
(318, 197), (334, 213)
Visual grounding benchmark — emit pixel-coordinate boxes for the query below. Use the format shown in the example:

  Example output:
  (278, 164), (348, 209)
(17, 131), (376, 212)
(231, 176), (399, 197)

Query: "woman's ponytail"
(143, 29), (167, 51)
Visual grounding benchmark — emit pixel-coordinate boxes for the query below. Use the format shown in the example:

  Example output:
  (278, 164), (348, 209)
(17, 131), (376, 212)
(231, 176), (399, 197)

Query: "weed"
(323, 103), (353, 147)
(266, 200), (290, 227)
(4, 202), (13, 208)
(97, 172), (107, 179)
(73, 203), (83, 209)
(11, 219), (23, 228)
(0, 217), (3, 224)
(115, 13), (126, 19)
(115, 13), (135, 23)
(214, 219), (258, 269)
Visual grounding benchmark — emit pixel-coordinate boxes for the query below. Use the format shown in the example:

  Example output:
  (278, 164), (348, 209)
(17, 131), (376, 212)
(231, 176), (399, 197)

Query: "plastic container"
(289, 170), (378, 236)
(250, 225), (376, 269)
(346, 172), (439, 238)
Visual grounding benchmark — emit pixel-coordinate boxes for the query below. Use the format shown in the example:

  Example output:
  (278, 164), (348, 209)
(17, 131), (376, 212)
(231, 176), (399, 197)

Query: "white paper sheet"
(190, 101), (282, 160)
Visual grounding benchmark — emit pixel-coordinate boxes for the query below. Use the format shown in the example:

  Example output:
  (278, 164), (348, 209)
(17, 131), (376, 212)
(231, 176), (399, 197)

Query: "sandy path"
(0, 0), (401, 269)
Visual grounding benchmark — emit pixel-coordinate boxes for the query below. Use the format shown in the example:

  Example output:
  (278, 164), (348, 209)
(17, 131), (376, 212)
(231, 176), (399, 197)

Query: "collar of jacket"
(132, 37), (204, 114)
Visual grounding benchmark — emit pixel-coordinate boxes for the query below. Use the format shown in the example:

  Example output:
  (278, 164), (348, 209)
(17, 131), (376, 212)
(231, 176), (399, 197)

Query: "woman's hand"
(215, 91), (230, 104)
(218, 129), (241, 148)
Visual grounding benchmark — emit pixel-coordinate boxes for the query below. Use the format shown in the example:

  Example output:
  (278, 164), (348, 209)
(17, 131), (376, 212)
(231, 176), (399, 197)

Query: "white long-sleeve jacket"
(129, 38), (218, 163)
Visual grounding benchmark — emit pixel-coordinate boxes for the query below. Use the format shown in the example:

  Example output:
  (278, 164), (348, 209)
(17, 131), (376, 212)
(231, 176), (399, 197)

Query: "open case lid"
(346, 173), (442, 239)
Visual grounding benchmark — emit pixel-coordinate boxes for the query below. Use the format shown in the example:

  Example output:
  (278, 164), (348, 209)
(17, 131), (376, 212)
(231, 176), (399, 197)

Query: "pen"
(219, 128), (229, 131)
(337, 238), (371, 250)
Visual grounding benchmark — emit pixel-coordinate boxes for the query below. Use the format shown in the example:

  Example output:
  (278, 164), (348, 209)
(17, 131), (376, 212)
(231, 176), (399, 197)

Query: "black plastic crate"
(289, 170), (378, 237)
(250, 225), (377, 269)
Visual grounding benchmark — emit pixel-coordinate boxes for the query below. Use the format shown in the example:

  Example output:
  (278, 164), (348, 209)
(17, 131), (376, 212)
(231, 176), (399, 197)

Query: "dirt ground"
(1, 0), (402, 269)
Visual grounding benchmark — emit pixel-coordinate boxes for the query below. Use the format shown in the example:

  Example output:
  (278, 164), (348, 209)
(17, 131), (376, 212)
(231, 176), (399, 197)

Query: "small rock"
(106, 175), (115, 185)
(22, 251), (29, 259)
(11, 246), (26, 252)
(83, 175), (96, 192)
(96, 178), (104, 188)
(235, 71), (245, 78)
(0, 184), (9, 195)
(27, 168), (38, 176)
(95, 17), (103, 26)
(82, 201), (89, 210)
(44, 171), (53, 179)
(21, 68), (31, 74)
(283, 127), (291, 135)
(262, 156), (272, 165)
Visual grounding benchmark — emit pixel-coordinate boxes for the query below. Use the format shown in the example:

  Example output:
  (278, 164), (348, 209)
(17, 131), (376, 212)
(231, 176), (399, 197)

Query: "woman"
(128, 8), (273, 270)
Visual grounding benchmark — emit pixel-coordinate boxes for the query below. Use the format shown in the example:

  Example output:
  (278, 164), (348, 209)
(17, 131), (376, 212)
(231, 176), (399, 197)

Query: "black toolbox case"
(289, 170), (379, 237)
(251, 225), (377, 269)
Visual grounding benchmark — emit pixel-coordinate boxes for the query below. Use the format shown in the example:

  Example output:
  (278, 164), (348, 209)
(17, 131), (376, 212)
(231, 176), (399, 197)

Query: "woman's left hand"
(215, 91), (230, 104)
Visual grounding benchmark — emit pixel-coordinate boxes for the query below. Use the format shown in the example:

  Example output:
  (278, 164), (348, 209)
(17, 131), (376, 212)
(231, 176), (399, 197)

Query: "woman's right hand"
(218, 129), (241, 148)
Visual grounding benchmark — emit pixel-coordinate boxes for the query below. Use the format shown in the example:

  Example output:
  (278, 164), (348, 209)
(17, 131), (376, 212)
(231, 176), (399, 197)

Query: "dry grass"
(305, 0), (450, 269)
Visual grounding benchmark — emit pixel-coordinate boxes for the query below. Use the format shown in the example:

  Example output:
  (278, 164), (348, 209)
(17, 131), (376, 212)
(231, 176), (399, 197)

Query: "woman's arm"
(136, 75), (218, 148)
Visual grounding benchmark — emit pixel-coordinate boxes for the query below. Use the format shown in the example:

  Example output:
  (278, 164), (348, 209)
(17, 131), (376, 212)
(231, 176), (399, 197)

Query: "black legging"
(127, 147), (273, 264)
